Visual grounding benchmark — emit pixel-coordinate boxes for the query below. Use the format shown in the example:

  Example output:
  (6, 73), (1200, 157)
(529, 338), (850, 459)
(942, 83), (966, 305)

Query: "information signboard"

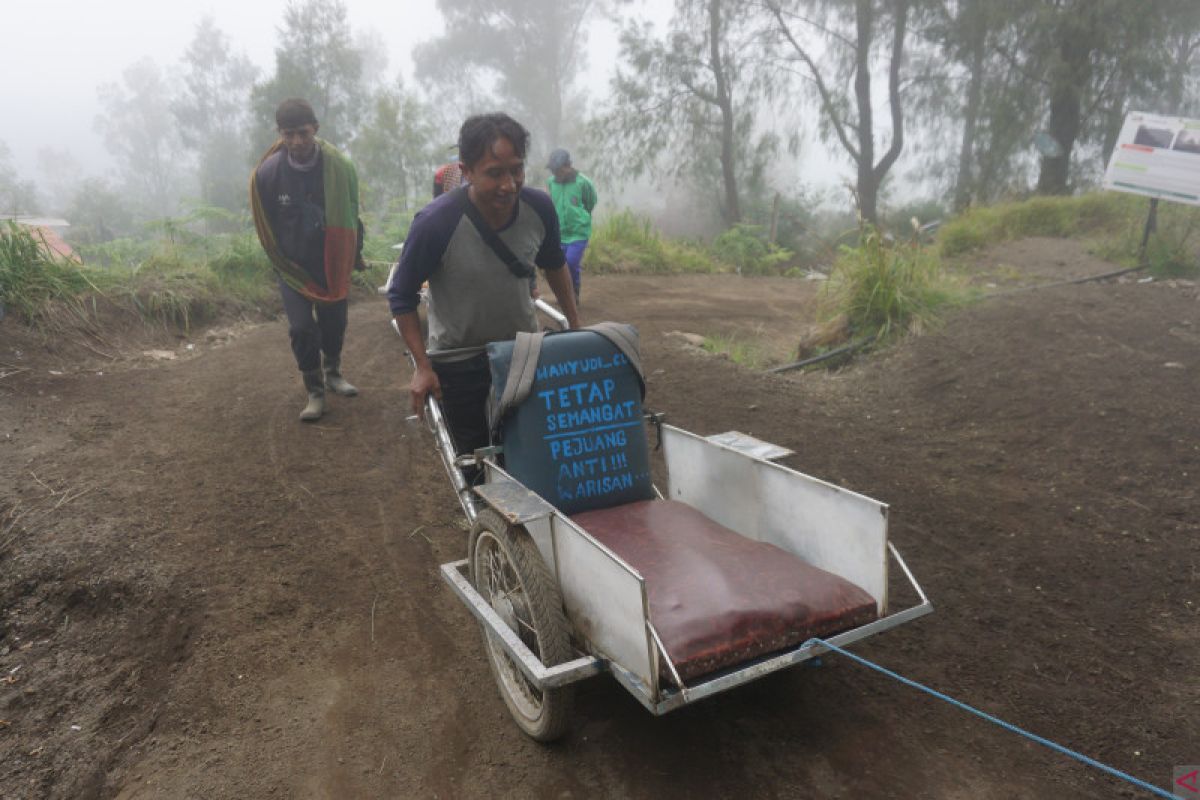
(1103, 111), (1200, 207)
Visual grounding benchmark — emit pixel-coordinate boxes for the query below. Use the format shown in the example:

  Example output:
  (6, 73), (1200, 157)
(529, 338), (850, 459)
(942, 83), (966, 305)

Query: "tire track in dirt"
(6, 267), (1198, 798)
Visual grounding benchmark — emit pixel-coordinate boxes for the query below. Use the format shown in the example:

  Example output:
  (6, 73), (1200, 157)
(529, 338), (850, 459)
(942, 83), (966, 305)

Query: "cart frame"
(393, 306), (932, 718)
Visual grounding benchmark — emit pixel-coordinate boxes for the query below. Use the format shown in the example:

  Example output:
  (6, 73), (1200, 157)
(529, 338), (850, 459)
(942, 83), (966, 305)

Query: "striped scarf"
(250, 139), (359, 303)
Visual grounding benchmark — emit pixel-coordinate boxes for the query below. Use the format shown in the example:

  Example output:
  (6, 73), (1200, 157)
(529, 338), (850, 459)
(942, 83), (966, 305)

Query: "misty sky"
(1, 0), (851, 200)
(2, 1), (647, 171)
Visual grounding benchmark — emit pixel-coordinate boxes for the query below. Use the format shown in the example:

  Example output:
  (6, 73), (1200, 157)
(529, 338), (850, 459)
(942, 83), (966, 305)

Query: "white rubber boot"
(324, 356), (358, 397)
(300, 369), (325, 422)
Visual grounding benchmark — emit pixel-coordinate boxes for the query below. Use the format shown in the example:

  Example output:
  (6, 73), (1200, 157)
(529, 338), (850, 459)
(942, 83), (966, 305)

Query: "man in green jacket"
(546, 148), (597, 304)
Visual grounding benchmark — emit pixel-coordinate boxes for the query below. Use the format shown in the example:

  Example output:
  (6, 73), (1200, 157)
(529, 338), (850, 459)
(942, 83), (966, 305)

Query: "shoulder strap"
(583, 322), (644, 396)
(489, 330), (546, 437)
(458, 188), (536, 280)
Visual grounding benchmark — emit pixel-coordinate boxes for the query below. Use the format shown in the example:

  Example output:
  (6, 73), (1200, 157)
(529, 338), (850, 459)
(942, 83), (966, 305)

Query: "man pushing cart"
(387, 112), (932, 741)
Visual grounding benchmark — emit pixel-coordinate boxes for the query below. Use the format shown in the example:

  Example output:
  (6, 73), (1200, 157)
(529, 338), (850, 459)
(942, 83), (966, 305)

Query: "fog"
(0, 0), (848, 220)
(3, 0), (1193, 241)
(0, 2), (699, 179)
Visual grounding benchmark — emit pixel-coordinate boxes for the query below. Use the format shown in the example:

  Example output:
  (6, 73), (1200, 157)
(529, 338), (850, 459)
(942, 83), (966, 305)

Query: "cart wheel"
(468, 509), (575, 742)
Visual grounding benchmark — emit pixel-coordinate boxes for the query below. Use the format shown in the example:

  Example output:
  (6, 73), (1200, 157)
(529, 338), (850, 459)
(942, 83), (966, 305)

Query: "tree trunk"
(953, 3), (986, 212)
(856, 0), (909, 225)
(1100, 93), (1126, 168)
(1036, 14), (1092, 195)
(709, 0), (741, 224)
(1036, 83), (1082, 193)
(871, 0), (908, 210)
(854, 0), (877, 223)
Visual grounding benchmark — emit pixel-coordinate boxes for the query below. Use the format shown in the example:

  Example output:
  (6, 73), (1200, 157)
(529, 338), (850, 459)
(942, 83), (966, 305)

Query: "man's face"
(279, 122), (319, 161)
(463, 136), (524, 217)
(553, 165), (573, 182)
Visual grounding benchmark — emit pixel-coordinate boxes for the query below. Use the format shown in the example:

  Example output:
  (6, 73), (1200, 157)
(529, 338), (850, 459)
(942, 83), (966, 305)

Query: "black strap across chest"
(456, 187), (536, 280)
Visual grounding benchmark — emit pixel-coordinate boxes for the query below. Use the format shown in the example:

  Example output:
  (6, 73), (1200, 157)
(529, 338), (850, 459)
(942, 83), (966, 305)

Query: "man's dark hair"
(458, 113), (529, 168)
(276, 98), (318, 129)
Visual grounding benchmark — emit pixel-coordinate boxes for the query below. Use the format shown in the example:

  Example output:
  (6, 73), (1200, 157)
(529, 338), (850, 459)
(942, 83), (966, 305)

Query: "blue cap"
(547, 148), (571, 170)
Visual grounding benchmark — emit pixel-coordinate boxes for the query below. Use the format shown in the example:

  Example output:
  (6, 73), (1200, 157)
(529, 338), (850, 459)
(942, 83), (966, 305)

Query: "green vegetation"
(938, 193), (1200, 278)
(586, 210), (795, 275)
(711, 225), (793, 276)
(700, 332), (772, 370)
(1090, 199), (1200, 278)
(586, 210), (720, 274)
(821, 227), (965, 344)
(2, 223), (272, 331)
(0, 223), (110, 324)
(939, 193), (1130, 255)
(72, 230), (279, 330)
(0, 208), (409, 333)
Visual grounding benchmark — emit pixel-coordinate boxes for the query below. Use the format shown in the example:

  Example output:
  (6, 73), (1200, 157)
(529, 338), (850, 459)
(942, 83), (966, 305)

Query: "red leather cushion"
(571, 499), (878, 682)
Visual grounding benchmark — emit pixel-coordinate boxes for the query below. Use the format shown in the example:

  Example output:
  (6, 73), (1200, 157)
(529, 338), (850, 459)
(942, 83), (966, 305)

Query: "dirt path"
(1, 257), (1197, 799)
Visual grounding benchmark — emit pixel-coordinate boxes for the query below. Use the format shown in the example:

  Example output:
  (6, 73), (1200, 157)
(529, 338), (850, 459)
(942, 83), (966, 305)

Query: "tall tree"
(0, 142), (39, 216)
(95, 58), (186, 219)
(604, 0), (784, 225)
(766, 0), (912, 224)
(173, 17), (259, 214)
(35, 147), (83, 215)
(910, 0), (1044, 208)
(1025, 0), (1190, 194)
(64, 178), (135, 245)
(414, 0), (597, 151)
(250, 0), (366, 155)
(352, 78), (440, 219)
(1160, 16), (1200, 115)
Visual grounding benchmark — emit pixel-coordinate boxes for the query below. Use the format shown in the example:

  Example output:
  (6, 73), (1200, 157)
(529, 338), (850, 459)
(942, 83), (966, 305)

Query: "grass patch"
(700, 332), (772, 369)
(1090, 199), (1200, 278)
(587, 211), (799, 275)
(711, 224), (794, 275)
(1, 222), (113, 324)
(939, 193), (1130, 256)
(3, 213), (437, 334)
(939, 192), (1200, 278)
(84, 233), (279, 331)
(3, 223), (287, 331)
(587, 210), (723, 274)
(821, 227), (965, 344)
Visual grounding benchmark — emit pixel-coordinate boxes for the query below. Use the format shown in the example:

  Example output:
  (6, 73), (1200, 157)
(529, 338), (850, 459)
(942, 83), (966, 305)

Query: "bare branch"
(766, 0), (861, 163)
(874, 0), (910, 182)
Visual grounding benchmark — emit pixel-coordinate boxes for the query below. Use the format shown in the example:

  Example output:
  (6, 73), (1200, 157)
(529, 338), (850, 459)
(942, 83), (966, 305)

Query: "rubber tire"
(468, 509), (575, 742)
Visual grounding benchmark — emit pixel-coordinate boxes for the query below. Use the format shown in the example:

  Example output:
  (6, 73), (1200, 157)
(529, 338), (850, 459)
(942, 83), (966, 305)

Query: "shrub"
(711, 224), (793, 275)
(3, 222), (288, 330)
(821, 226), (964, 343)
(207, 234), (273, 286)
(700, 332), (771, 369)
(586, 210), (722, 274)
(1118, 200), (1200, 278)
(883, 198), (947, 236)
(939, 193), (1133, 256)
(0, 222), (108, 324)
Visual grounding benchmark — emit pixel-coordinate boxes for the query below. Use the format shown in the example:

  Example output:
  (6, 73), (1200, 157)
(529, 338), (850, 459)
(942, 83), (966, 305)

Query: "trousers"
(432, 353), (493, 462)
(279, 280), (348, 372)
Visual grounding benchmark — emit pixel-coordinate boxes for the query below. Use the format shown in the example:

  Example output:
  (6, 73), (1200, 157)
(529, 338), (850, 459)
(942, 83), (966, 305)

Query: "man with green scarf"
(251, 98), (365, 422)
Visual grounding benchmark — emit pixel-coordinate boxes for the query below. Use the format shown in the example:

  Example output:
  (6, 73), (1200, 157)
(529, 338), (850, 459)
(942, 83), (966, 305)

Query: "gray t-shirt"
(387, 186), (565, 359)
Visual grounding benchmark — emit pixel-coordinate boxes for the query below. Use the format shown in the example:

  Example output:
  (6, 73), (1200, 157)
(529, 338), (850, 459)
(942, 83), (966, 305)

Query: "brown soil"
(1, 241), (1197, 799)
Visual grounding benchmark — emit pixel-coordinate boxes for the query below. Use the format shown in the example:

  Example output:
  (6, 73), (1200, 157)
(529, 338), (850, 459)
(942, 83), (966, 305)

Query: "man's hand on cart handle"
(544, 263), (580, 330)
(409, 364), (442, 417)
(394, 312), (442, 417)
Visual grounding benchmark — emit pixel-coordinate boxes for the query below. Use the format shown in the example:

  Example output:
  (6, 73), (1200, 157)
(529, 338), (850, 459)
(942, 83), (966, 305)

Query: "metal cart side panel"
(661, 424), (890, 613)
(476, 462), (658, 692)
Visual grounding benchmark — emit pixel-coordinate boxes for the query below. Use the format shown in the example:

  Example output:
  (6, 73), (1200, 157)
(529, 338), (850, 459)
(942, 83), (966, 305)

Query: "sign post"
(1103, 111), (1200, 266)
(1138, 198), (1158, 266)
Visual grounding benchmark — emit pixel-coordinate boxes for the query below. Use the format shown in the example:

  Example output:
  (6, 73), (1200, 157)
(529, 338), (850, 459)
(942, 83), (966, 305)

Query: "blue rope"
(807, 638), (1175, 799)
